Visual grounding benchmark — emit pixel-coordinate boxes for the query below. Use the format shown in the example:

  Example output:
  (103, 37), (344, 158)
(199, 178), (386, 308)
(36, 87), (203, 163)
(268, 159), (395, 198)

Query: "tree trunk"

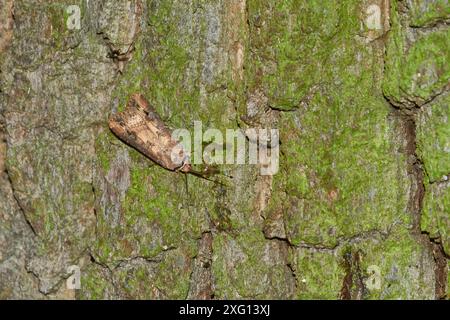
(0, 0), (448, 299)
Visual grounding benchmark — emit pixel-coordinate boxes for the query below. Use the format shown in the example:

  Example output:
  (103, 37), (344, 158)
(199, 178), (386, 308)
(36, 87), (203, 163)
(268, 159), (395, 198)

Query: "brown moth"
(109, 93), (192, 173)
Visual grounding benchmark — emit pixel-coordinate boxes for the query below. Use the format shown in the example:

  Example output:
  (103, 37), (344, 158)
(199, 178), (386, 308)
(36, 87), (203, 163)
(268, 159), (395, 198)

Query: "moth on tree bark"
(109, 93), (192, 173)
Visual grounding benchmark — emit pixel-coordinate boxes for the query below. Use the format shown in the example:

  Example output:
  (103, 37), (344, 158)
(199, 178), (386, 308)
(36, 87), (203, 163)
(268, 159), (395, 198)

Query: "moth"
(109, 93), (225, 183)
(109, 93), (192, 173)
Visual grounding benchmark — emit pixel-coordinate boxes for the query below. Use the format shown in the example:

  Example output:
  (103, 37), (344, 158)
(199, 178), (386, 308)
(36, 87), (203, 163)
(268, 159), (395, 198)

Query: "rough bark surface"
(0, 0), (448, 299)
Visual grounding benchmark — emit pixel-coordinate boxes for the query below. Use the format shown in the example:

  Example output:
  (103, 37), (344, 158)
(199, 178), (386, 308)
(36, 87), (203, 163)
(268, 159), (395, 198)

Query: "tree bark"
(0, 0), (448, 299)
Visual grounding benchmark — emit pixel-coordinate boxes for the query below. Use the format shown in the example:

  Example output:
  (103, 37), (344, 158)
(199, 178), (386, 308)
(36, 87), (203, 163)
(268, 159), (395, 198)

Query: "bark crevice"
(385, 98), (447, 299)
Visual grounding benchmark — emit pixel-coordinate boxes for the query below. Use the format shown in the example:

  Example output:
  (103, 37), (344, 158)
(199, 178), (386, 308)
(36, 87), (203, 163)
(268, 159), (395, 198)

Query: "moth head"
(128, 93), (149, 113)
(108, 114), (126, 128)
(180, 162), (192, 173)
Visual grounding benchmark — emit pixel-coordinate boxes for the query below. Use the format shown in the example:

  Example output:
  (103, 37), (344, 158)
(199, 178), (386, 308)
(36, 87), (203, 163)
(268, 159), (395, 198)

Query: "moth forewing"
(108, 94), (191, 173)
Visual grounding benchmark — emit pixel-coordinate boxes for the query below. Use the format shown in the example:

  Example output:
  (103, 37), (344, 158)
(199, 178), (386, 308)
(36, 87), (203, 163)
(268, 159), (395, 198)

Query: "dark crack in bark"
(339, 250), (367, 300)
(382, 2), (450, 297)
(421, 232), (450, 299)
(4, 167), (37, 237)
(386, 98), (448, 299)
(187, 232), (214, 300)
(0, 119), (37, 237)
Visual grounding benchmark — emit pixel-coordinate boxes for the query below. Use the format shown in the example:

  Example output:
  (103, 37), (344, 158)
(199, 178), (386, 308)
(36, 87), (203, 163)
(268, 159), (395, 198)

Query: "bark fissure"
(339, 250), (367, 300)
(386, 97), (448, 299)
(187, 232), (214, 300)
(0, 0), (447, 299)
(3, 153), (37, 237)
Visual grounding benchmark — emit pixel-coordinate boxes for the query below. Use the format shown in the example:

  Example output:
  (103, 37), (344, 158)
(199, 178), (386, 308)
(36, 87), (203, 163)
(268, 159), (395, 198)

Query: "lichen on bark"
(0, 0), (448, 299)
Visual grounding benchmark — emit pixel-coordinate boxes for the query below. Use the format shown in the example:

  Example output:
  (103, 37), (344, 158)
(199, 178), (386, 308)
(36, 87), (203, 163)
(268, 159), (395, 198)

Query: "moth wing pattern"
(108, 93), (191, 172)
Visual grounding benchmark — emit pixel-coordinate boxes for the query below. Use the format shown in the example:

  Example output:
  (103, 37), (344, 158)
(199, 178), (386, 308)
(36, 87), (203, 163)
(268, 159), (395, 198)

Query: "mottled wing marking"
(108, 94), (191, 172)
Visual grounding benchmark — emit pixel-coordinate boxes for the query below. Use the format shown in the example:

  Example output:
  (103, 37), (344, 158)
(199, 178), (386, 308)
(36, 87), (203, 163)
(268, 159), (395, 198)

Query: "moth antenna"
(184, 173), (192, 216)
(188, 170), (226, 187)
(218, 171), (234, 179)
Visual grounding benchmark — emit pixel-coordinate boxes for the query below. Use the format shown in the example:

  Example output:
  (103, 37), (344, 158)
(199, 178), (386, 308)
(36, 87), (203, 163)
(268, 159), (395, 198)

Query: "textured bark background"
(0, 0), (448, 299)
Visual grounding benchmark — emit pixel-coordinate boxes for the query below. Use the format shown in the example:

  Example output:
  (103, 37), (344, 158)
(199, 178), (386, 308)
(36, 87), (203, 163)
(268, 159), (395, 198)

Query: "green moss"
(421, 183), (450, 255)
(245, 0), (348, 111)
(293, 249), (343, 299)
(213, 229), (294, 299)
(92, 0), (236, 266)
(110, 261), (191, 300)
(383, 0), (406, 104)
(291, 225), (436, 299)
(258, 0), (409, 247)
(93, 162), (199, 263)
(352, 227), (435, 299)
(95, 132), (116, 172)
(408, 0), (450, 27)
(401, 30), (449, 102)
(46, 0), (84, 50)
(124, 167), (182, 242)
(152, 250), (193, 299)
(93, 0), (247, 267)
(384, 1), (450, 106)
(417, 94), (450, 183)
(6, 133), (96, 247)
(79, 266), (112, 300)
